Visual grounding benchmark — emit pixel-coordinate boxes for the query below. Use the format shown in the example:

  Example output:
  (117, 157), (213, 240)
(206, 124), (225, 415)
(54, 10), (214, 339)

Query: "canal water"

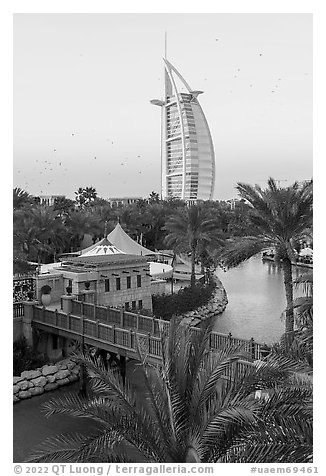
(13, 255), (310, 462)
(214, 254), (309, 345)
(13, 361), (147, 462)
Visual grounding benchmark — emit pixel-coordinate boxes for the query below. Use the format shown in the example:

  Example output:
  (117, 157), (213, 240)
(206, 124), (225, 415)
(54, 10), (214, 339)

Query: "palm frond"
(221, 236), (271, 267)
(26, 431), (130, 463)
(219, 416), (313, 463)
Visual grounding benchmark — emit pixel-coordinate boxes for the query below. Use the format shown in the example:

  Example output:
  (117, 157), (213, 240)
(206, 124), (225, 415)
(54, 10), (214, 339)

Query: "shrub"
(153, 279), (216, 320)
(13, 337), (48, 376)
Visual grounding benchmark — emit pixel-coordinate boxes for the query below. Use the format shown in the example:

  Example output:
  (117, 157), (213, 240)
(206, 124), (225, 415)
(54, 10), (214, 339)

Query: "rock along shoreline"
(13, 358), (80, 404)
(179, 274), (228, 327)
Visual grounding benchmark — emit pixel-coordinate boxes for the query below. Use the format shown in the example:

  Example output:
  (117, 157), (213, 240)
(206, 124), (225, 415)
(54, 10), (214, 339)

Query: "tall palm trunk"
(282, 258), (294, 335)
(190, 243), (196, 288)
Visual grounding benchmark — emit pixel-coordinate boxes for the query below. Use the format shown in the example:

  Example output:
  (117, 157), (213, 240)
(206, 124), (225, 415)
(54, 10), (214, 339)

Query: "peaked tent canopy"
(81, 223), (156, 257)
(107, 223), (156, 256)
(82, 237), (125, 257)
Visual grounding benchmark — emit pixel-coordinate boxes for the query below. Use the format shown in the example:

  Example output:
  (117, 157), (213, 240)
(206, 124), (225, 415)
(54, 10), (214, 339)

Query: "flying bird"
(259, 53), (263, 56)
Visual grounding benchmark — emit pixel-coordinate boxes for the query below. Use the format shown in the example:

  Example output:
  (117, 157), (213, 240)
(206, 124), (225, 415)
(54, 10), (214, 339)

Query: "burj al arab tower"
(151, 58), (215, 202)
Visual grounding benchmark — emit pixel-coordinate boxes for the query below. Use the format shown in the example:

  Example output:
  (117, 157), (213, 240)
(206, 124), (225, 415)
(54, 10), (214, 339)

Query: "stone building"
(42, 237), (153, 312)
(61, 253), (152, 312)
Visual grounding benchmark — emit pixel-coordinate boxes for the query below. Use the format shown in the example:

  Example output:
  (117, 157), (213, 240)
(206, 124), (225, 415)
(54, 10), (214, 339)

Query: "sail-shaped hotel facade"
(151, 59), (215, 202)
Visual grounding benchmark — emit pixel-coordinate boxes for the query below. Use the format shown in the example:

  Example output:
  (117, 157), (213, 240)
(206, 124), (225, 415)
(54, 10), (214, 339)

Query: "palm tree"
(144, 202), (167, 249)
(219, 372), (313, 463)
(220, 178), (313, 336)
(84, 186), (97, 204)
(74, 187), (87, 208)
(13, 187), (34, 210)
(65, 209), (97, 251)
(292, 272), (313, 366)
(276, 272), (313, 367)
(164, 204), (222, 287)
(148, 191), (160, 203)
(14, 206), (69, 265)
(27, 321), (312, 463)
(53, 196), (75, 218)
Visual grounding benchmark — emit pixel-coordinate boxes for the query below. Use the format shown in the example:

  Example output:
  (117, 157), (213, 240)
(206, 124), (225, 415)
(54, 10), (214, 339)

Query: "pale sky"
(13, 13), (312, 201)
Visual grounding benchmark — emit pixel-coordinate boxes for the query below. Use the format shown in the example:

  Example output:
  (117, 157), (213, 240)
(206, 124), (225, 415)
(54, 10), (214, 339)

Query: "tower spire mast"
(165, 31), (167, 59)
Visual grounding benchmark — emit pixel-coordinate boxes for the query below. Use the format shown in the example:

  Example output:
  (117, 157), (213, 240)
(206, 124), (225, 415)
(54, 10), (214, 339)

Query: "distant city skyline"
(14, 13), (312, 201)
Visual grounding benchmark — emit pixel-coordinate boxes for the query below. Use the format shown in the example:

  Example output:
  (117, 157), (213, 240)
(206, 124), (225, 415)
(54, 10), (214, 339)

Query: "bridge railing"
(71, 300), (82, 316)
(68, 299), (264, 360)
(70, 300), (169, 337)
(13, 302), (25, 318)
(34, 306), (255, 381)
(209, 332), (262, 360)
(33, 305), (165, 359)
(32, 306), (262, 372)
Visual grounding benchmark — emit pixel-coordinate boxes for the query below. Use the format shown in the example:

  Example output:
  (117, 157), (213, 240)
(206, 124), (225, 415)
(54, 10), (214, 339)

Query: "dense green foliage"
(13, 337), (48, 376)
(164, 204), (224, 287)
(153, 280), (216, 320)
(27, 321), (312, 463)
(273, 272), (313, 369)
(13, 187), (247, 269)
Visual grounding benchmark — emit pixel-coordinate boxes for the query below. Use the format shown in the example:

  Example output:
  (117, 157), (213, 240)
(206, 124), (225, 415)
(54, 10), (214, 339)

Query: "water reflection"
(214, 255), (309, 345)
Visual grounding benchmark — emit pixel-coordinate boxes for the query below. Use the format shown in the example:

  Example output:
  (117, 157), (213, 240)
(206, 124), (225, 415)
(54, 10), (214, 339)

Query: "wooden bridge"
(22, 299), (268, 378)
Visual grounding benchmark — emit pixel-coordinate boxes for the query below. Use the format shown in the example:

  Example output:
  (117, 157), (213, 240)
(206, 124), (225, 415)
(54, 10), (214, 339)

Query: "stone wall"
(13, 358), (80, 404)
(36, 274), (64, 305)
(13, 318), (23, 342)
(180, 275), (228, 326)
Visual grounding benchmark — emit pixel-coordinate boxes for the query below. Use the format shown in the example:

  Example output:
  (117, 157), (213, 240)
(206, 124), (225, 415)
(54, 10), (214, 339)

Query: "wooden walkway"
(31, 300), (266, 377)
